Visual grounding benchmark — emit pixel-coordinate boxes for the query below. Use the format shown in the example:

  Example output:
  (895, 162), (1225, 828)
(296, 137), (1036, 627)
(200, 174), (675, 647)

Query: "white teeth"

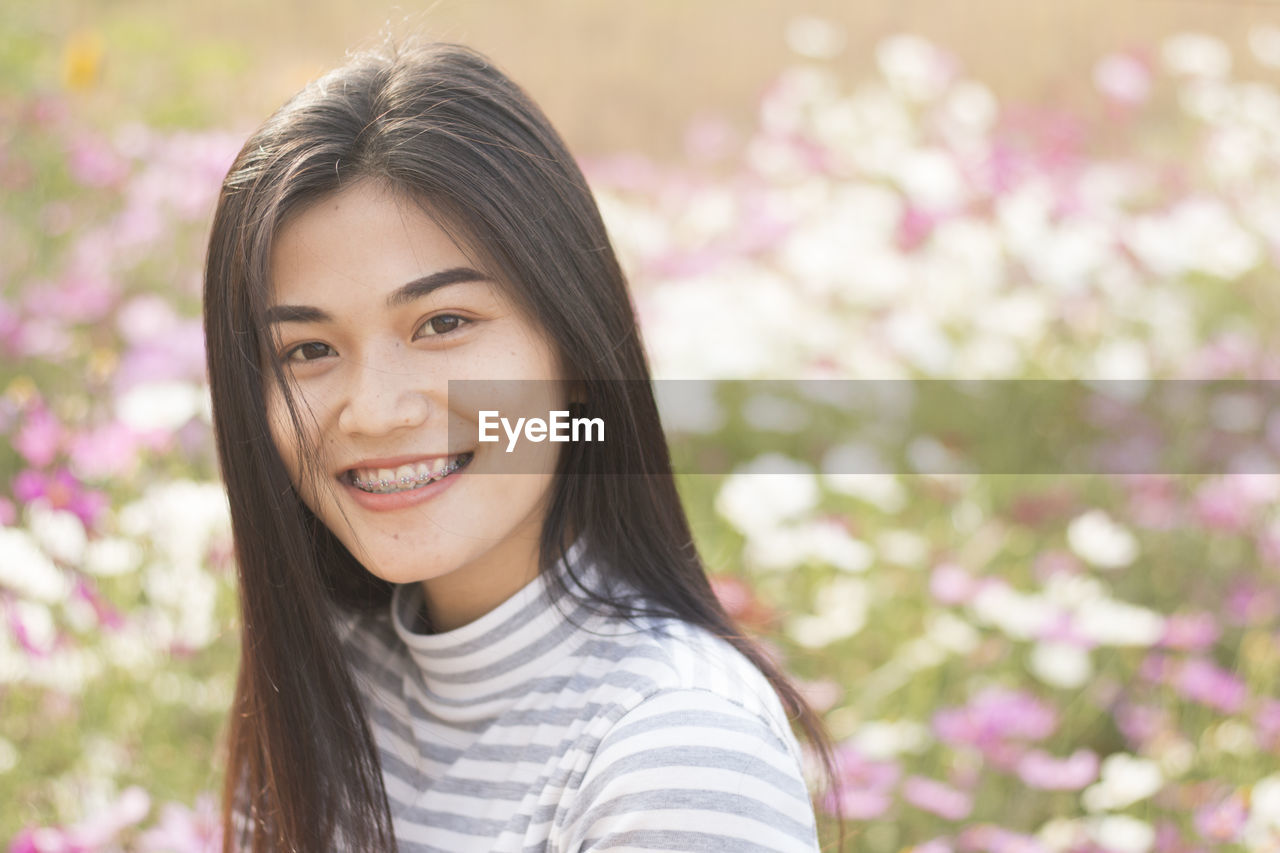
(349, 454), (471, 494)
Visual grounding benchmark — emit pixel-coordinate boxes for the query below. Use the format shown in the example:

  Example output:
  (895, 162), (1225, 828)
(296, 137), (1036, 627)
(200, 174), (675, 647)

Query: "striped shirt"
(333, 540), (821, 852)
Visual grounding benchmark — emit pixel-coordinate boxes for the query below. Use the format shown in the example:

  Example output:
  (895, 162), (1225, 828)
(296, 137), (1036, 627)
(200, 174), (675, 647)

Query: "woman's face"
(264, 180), (568, 631)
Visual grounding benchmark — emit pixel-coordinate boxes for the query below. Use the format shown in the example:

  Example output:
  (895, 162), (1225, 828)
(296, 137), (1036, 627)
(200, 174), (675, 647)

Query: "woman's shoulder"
(555, 615), (820, 852)
(590, 611), (799, 749)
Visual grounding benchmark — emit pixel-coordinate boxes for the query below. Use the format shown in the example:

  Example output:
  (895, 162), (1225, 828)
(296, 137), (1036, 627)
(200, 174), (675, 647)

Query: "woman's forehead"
(267, 182), (494, 303)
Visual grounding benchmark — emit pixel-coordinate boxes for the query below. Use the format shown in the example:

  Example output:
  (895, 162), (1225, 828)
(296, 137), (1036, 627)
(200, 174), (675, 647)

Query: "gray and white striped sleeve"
(559, 688), (821, 852)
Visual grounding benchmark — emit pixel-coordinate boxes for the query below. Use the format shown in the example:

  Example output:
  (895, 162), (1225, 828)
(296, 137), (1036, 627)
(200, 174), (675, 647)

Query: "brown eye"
(416, 314), (467, 338)
(284, 341), (335, 362)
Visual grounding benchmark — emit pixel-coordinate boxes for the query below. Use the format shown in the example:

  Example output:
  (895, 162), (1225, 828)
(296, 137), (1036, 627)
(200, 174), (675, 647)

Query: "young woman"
(203, 41), (843, 852)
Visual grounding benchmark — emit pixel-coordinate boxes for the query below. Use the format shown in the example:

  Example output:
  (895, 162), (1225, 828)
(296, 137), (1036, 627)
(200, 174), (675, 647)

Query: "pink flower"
(74, 578), (124, 631)
(1114, 702), (1170, 748)
(821, 743), (901, 820)
(1225, 580), (1279, 626)
(137, 795), (221, 852)
(957, 824), (1053, 853)
(912, 839), (954, 853)
(15, 405), (63, 467)
(902, 776), (972, 821)
(1016, 748), (1098, 790)
(1159, 611), (1220, 651)
(1093, 53), (1152, 105)
(1123, 475), (1181, 530)
(68, 420), (143, 480)
(11, 468), (107, 527)
(1032, 550), (1082, 583)
(1191, 478), (1254, 532)
(11, 786), (151, 851)
(67, 133), (130, 187)
(932, 688), (1057, 765)
(1194, 791), (1247, 843)
(896, 205), (937, 252)
(8, 601), (56, 657)
(114, 319), (207, 390)
(1174, 657), (1247, 714)
(1138, 652), (1173, 683)
(929, 562), (976, 605)
(1254, 699), (1280, 750)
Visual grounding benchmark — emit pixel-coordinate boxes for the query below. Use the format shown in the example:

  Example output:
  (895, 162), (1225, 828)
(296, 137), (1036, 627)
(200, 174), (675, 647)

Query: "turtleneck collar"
(388, 537), (613, 722)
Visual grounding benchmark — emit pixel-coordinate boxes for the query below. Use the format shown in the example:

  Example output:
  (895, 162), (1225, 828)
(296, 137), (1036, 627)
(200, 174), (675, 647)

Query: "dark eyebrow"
(385, 267), (489, 309)
(264, 267), (489, 325)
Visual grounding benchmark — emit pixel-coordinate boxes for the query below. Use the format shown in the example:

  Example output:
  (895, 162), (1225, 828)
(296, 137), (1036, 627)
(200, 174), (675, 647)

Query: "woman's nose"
(336, 357), (432, 437)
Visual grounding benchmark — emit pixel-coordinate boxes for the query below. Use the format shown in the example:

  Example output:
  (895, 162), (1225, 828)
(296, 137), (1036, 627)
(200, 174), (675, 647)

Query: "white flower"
(1162, 32), (1232, 78)
(1250, 25), (1280, 67)
(641, 266), (816, 377)
(942, 81), (997, 134)
(923, 611), (979, 655)
(786, 576), (868, 648)
(1091, 339), (1150, 381)
(907, 436), (968, 474)
(23, 647), (103, 693)
(877, 529), (929, 567)
(116, 380), (202, 431)
(1037, 817), (1087, 852)
(823, 471), (906, 515)
(1246, 775), (1280, 846)
(876, 34), (953, 101)
(83, 537), (144, 577)
(1208, 720), (1257, 756)
(1082, 753), (1163, 812)
(969, 583), (1059, 641)
(1073, 597), (1164, 647)
(26, 505), (86, 566)
(1094, 53), (1151, 103)
(119, 480), (230, 569)
(1067, 510), (1138, 569)
(1125, 198), (1260, 281)
(852, 719), (932, 759)
(0, 737), (17, 773)
(653, 380), (724, 434)
(1042, 573), (1107, 608)
(12, 600), (55, 652)
(976, 294), (1050, 345)
(0, 527), (70, 602)
(1024, 219), (1114, 295)
(808, 521), (874, 572)
(1243, 782), (1280, 850)
(925, 219), (1004, 309)
(745, 519), (871, 574)
(1029, 642), (1093, 689)
(741, 393), (809, 433)
(716, 455), (818, 532)
(895, 147), (966, 208)
(1090, 815), (1155, 853)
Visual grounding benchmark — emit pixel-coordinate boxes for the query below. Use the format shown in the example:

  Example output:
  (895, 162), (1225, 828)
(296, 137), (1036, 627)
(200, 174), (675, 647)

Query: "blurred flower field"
(4, 19), (1280, 853)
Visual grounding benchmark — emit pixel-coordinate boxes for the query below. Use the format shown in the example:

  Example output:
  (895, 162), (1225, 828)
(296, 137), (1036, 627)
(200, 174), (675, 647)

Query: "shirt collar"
(388, 537), (603, 719)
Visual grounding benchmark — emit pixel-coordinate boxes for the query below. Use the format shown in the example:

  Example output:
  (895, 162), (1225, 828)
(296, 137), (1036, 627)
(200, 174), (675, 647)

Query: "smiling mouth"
(345, 452), (474, 494)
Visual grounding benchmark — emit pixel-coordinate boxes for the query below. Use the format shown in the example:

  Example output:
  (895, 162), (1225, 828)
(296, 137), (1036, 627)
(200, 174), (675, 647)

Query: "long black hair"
(204, 41), (844, 851)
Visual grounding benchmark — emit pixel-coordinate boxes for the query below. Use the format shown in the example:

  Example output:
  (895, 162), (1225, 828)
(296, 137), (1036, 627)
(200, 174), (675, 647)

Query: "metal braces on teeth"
(354, 454), (469, 493)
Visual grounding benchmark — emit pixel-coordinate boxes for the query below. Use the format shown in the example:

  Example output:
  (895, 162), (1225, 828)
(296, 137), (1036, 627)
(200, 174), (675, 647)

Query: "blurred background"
(4, 1), (1280, 851)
